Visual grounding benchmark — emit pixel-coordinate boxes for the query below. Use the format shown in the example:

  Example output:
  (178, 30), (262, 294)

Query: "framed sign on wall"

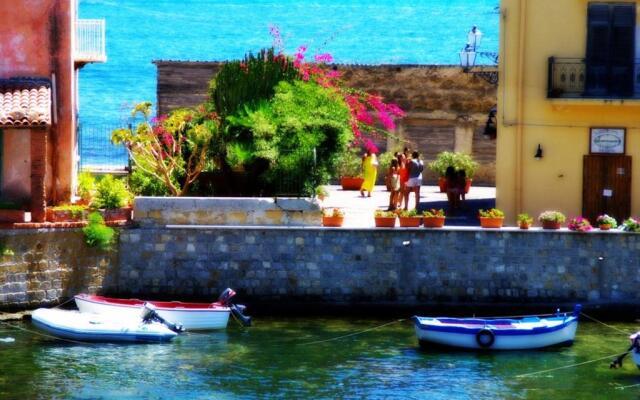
(590, 128), (626, 154)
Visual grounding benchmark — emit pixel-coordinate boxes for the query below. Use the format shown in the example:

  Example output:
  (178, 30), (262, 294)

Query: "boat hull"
(414, 315), (579, 350)
(31, 308), (177, 343)
(75, 295), (231, 331)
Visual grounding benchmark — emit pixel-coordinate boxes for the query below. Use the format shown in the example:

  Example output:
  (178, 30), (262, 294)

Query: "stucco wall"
(154, 61), (497, 185)
(2, 129), (32, 202)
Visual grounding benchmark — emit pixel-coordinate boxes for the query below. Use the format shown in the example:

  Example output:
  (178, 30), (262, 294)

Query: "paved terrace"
(319, 185), (496, 228)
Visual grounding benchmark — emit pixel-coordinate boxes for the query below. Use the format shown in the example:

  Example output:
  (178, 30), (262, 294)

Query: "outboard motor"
(141, 303), (184, 333)
(218, 288), (252, 327)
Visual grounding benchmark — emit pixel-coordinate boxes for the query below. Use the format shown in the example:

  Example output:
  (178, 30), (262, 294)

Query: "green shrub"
(50, 204), (87, 218)
(93, 175), (132, 209)
(83, 212), (116, 251)
(129, 168), (170, 196)
(428, 151), (479, 178)
(77, 172), (95, 202)
(335, 147), (363, 178)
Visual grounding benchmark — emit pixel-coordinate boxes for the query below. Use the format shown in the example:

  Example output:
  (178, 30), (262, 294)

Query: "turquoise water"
(1, 318), (640, 399)
(76, 0), (498, 166)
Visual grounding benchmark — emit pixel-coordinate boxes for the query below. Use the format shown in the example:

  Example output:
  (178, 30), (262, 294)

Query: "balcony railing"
(74, 19), (106, 63)
(548, 57), (640, 99)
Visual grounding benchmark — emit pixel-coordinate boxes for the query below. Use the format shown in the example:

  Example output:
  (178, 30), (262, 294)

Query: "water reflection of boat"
(412, 305), (581, 350)
(74, 288), (251, 330)
(31, 305), (180, 343)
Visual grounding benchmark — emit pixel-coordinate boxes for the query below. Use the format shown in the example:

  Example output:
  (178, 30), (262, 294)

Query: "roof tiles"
(0, 86), (51, 128)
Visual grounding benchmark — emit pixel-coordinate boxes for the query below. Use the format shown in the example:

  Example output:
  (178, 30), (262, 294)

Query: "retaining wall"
(3, 226), (640, 311)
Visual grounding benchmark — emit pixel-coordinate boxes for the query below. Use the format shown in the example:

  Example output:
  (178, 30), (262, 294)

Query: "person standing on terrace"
(360, 150), (378, 197)
(405, 151), (423, 210)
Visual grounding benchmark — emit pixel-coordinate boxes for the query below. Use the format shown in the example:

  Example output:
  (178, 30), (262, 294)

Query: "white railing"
(75, 19), (106, 63)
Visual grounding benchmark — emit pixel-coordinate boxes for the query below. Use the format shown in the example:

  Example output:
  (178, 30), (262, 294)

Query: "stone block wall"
(108, 227), (640, 308)
(0, 229), (116, 309)
(153, 61), (497, 185)
(134, 197), (322, 227)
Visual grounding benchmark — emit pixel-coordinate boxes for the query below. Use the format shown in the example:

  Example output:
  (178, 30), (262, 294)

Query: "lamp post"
(459, 26), (498, 85)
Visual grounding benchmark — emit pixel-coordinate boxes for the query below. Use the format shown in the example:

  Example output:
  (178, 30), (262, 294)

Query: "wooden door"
(583, 155), (631, 223)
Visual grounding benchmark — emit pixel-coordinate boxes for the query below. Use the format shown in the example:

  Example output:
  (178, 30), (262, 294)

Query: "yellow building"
(497, 0), (640, 224)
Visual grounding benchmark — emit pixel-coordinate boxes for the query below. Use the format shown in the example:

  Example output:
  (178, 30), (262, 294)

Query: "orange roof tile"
(0, 86), (51, 128)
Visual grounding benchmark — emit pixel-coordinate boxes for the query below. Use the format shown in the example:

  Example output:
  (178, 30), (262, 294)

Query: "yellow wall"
(497, 0), (640, 223)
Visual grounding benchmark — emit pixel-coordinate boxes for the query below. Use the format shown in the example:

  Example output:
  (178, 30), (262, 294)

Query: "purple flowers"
(568, 216), (592, 232)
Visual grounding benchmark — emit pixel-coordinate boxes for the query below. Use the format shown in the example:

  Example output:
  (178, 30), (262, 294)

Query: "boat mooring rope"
(297, 318), (406, 346)
(580, 312), (634, 336)
(515, 351), (629, 379)
(0, 316), (91, 345)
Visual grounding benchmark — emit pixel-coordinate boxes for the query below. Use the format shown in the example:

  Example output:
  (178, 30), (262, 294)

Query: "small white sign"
(591, 128), (625, 154)
(617, 168), (625, 175)
(603, 189), (613, 197)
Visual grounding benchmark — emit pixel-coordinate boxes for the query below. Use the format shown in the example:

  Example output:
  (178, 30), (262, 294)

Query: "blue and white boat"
(32, 304), (182, 343)
(412, 305), (581, 350)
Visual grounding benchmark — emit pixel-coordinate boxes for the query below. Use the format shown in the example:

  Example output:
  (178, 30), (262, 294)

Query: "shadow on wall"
(418, 198), (496, 226)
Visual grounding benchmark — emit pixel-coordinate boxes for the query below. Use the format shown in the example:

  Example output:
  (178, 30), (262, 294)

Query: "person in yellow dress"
(360, 150), (378, 197)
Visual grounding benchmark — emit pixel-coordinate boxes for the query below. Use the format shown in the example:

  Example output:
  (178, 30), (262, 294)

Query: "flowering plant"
(423, 209), (445, 218)
(517, 213), (533, 225)
(399, 209), (419, 218)
(479, 208), (505, 218)
(596, 214), (617, 228)
(568, 216), (592, 232)
(323, 208), (344, 218)
(374, 210), (396, 218)
(621, 218), (640, 232)
(315, 185), (329, 200)
(538, 211), (566, 223)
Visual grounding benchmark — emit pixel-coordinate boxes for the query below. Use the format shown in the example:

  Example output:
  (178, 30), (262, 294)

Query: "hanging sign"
(590, 128), (625, 154)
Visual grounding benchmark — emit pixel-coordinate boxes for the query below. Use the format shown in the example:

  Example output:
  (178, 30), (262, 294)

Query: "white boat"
(626, 332), (640, 369)
(412, 305), (581, 350)
(31, 307), (179, 343)
(74, 288), (251, 331)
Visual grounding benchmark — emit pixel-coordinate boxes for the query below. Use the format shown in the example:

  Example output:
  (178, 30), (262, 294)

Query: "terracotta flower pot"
(599, 224), (611, 231)
(340, 176), (364, 191)
(479, 217), (504, 229)
(542, 220), (561, 230)
(438, 177), (447, 193)
(46, 209), (86, 223)
(374, 216), (396, 228)
(464, 178), (472, 194)
(423, 216), (446, 228)
(399, 216), (422, 228)
(322, 216), (344, 227)
(101, 207), (133, 222)
(0, 209), (26, 223)
(519, 222), (531, 230)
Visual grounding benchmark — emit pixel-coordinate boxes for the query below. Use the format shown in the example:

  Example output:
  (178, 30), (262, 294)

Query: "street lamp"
(459, 26), (498, 84)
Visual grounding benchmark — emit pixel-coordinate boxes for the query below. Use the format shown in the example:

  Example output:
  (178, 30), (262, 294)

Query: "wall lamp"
(534, 144), (543, 160)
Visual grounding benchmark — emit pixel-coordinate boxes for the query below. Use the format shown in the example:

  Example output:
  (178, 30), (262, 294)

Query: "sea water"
(77, 0), (499, 166)
(1, 318), (639, 399)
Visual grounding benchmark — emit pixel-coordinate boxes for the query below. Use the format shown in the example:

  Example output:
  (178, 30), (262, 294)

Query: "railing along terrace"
(75, 19), (106, 63)
(548, 57), (640, 99)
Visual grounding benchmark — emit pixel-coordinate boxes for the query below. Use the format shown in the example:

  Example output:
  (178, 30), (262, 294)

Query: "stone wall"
(2, 226), (640, 312)
(108, 227), (639, 308)
(134, 197), (321, 227)
(153, 61), (497, 185)
(0, 229), (116, 310)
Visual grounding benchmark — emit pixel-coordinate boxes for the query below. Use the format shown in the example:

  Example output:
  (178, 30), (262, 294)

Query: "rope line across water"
(580, 312), (633, 336)
(515, 351), (629, 378)
(297, 319), (406, 346)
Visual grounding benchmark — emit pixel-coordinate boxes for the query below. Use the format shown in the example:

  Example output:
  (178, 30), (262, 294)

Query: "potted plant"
(422, 208), (446, 228)
(336, 148), (364, 190)
(92, 175), (133, 222)
(46, 204), (88, 223)
(428, 151), (479, 193)
(0, 201), (26, 223)
(77, 172), (96, 206)
(517, 213), (533, 230)
(374, 210), (396, 228)
(538, 211), (566, 230)
(479, 208), (505, 228)
(568, 216), (592, 232)
(596, 214), (617, 231)
(315, 185), (329, 201)
(398, 209), (422, 227)
(322, 208), (344, 227)
(621, 217), (640, 232)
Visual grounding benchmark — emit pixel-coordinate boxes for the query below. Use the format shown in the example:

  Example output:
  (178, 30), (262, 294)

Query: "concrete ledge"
(134, 196), (322, 227)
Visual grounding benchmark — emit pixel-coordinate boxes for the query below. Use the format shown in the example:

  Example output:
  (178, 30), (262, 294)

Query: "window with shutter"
(585, 3), (636, 97)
